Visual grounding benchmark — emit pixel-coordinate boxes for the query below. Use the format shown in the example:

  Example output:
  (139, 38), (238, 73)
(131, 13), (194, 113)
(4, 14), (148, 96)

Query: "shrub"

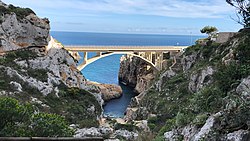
(235, 34), (250, 63)
(5, 50), (38, 63)
(27, 69), (48, 82)
(158, 118), (176, 135)
(0, 97), (33, 136)
(215, 63), (250, 93)
(0, 97), (74, 137)
(191, 86), (225, 113)
(31, 113), (74, 137)
(8, 4), (35, 19)
(45, 85), (102, 128)
(0, 5), (36, 21)
(152, 136), (165, 141)
(193, 114), (208, 128)
(175, 111), (194, 127)
(114, 123), (139, 132)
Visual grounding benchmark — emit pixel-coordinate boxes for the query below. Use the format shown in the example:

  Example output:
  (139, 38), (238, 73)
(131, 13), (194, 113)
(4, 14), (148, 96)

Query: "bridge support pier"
(96, 52), (102, 57)
(154, 52), (163, 70)
(84, 52), (88, 62)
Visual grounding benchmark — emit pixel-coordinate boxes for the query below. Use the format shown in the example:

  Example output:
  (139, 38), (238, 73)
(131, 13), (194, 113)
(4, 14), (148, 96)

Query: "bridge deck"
(64, 45), (188, 52)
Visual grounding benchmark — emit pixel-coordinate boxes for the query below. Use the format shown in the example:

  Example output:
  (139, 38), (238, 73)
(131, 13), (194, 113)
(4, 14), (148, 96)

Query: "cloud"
(4, 0), (235, 18)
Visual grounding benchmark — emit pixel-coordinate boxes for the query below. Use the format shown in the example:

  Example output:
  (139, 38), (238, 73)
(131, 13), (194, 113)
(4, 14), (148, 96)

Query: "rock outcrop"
(15, 37), (87, 90)
(188, 66), (214, 93)
(74, 127), (138, 141)
(0, 3), (50, 52)
(118, 55), (155, 93)
(74, 126), (113, 138)
(87, 81), (123, 102)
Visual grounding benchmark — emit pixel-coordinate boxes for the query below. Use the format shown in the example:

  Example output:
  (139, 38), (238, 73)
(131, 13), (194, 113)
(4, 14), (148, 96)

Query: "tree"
(200, 26), (218, 37)
(226, 0), (250, 28)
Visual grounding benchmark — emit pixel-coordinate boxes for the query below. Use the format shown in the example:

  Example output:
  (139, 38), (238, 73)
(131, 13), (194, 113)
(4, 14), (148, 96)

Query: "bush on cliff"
(0, 4), (35, 21)
(0, 97), (74, 137)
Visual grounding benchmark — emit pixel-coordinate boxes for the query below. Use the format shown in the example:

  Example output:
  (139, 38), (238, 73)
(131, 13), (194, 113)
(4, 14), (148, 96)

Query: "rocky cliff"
(0, 1), (102, 129)
(121, 30), (250, 140)
(119, 55), (155, 93)
(0, 3), (50, 52)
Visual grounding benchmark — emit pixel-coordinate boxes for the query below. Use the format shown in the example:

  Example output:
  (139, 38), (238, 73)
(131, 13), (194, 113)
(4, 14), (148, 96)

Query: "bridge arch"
(77, 52), (159, 72)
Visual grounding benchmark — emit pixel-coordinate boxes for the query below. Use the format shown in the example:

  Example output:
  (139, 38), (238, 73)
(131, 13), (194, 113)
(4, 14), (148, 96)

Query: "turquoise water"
(50, 31), (203, 118)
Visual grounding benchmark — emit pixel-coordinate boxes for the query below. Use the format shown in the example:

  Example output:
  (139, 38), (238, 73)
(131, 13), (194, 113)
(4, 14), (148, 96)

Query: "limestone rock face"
(236, 76), (250, 100)
(74, 126), (113, 138)
(16, 37), (86, 89)
(3, 66), (57, 96)
(164, 112), (222, 141)
(155, 69), (176, 92)
(74, 127), (138, 141)
(119, 55), (155, 93)
(87, 81), (123, 102)
(226, 130), (250, 141)
(181, 53), (198, 72)
(188, 66), (214, 93)
(0, 13), (50, 52)
(114, 129), (138, 141)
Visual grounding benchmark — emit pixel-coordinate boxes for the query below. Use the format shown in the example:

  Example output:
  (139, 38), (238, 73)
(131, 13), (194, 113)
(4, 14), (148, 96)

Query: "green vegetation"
(191, 86), (225, 113)
(0, 49), (102, 129)
(0, 97), (74, 137)
(27, 69), (48, 82)
(192, 114), (208, 128)
(139, 31), (250, 139)
(184, 42), (220, 59)
(45, 84), (102, 128)
(0, 50), (38, 69)
(0, 50), (48, 84)
(31, 113), (74, 137)
(0, 4), (35, 21)
(200, 26), (218, 37)
(114, 123), (139, 132)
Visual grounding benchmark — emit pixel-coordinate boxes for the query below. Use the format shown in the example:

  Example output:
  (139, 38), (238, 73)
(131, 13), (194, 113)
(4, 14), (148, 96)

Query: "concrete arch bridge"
(64, 45), (188, 72)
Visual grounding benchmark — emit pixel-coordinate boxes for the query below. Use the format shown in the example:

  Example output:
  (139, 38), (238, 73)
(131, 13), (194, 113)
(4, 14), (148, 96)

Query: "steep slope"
(123, 30), (250, 140)
(0, 2), (102, 130)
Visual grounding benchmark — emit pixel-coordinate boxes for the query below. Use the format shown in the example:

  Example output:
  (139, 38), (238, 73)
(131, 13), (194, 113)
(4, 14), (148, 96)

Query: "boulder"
(114, 129), (138, 141)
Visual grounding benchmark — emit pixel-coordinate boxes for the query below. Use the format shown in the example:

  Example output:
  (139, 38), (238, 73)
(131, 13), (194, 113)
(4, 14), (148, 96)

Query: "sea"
(51, 31), (204, 118)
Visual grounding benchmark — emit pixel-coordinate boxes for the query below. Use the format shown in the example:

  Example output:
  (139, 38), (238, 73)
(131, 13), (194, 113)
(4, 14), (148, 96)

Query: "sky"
(3, 0), (243, 35)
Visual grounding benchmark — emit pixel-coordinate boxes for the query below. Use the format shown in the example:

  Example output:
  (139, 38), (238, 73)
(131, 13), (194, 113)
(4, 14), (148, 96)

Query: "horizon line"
(50, 30), (207, 36)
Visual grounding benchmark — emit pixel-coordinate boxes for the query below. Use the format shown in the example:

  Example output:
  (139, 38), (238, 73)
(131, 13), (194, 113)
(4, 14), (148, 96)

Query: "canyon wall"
(118, 55), (155, 94)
